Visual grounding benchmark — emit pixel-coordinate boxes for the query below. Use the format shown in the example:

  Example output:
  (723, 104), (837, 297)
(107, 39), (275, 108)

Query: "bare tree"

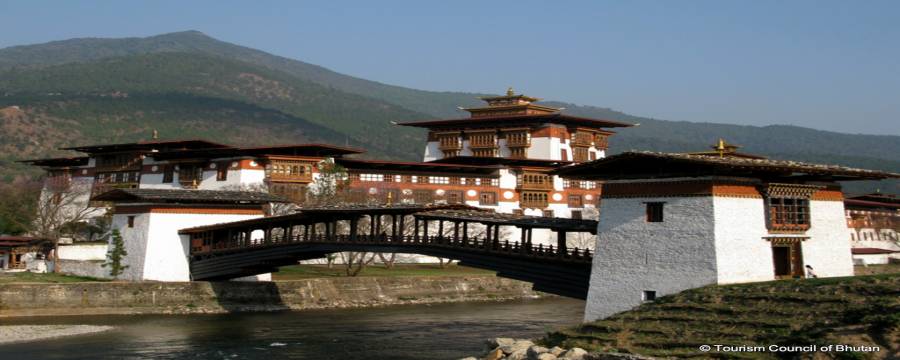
(1, 176), (107, 272)
(568, 207), (599, 252)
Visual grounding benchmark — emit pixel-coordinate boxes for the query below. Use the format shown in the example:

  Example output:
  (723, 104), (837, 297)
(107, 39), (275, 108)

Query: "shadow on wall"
(208, 280), (290, 312)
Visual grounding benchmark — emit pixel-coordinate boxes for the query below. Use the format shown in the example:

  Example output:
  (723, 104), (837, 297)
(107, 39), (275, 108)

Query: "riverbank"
(543, 272), (900, 359)
(0, 275), (543, 317)
(0, 325), (113, 344)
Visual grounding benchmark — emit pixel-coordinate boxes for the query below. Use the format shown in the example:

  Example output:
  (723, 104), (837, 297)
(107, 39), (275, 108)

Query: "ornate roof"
(397, 113), (634, 130)
(552, 151), (900, 181)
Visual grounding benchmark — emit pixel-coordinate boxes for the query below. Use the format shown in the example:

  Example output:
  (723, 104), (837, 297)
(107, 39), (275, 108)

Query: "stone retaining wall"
(0, 276), (541, 317)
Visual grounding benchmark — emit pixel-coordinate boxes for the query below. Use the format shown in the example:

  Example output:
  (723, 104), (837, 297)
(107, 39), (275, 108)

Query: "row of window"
(350, 173), (500, 187)
(346, 189), (500, 206)
(562, 179), (598, 189)
(95, 171), (140, 184)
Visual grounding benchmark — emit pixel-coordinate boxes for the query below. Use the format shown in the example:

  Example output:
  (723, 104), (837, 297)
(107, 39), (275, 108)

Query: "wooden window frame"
(216, 164), (228, 181)
(766, 197), (811, 232)
(479, 192), (498, 206)
(568, 194), (583, 208)
(162, 165), (174, 183)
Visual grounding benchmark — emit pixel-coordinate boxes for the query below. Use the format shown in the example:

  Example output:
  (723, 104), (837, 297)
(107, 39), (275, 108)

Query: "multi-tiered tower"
(400, 88), (631, 162)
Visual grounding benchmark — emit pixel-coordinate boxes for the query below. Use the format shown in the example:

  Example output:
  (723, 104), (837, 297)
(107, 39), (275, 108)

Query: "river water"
(0, 297), (584, 360)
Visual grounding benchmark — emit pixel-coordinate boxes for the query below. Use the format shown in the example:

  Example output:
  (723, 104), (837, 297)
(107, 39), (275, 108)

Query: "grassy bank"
(272, 264), (494, 280)
(544, 273), (900, 359)
(0, 272), (106, 284)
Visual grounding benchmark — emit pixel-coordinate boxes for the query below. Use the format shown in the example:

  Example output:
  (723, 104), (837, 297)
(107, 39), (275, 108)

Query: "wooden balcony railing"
(505, 132), (530, 147)
(190, 233), (593, 264)
(438, 135), (462, 151)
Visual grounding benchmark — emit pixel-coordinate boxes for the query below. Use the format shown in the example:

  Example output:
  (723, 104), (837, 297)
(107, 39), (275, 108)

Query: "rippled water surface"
(0, 297), (584, 360)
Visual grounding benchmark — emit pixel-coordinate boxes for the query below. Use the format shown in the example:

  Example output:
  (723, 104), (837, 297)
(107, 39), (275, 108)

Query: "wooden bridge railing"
(190, 232), (592, 263)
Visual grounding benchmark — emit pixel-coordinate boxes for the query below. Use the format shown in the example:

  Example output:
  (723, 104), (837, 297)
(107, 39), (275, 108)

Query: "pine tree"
(102, 229), (129, 279)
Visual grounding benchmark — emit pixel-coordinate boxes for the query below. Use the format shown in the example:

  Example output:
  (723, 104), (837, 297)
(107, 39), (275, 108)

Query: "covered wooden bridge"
(182, 204), (597, 299)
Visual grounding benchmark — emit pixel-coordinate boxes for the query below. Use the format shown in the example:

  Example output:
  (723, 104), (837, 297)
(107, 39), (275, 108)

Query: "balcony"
(520, 191), (549, 209)
(438, 135), (462, 151)
(467, 132), (498, 149)
(572, 132), (593, 147)
(505, 131), (530, 147)
(517, 173), (553, 191)
(266, 160), (314, 183)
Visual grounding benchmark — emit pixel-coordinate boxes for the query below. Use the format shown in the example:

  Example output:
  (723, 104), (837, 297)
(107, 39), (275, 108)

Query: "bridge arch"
(181, 205), (596, 298)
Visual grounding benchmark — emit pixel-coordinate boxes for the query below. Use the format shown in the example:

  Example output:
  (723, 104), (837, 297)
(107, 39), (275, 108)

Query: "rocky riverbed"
(460, 338), (657, 360)
(0, 325), (114, 344)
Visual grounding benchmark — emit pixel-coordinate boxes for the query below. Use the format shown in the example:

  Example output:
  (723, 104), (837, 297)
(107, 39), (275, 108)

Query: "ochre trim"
(811, 189), (844, 201)
(712, 184), (763, 198)
(531, 126), (568, 139)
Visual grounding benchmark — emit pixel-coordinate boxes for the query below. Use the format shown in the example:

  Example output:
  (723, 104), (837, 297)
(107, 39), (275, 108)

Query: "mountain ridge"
(0, 31), (896, 193)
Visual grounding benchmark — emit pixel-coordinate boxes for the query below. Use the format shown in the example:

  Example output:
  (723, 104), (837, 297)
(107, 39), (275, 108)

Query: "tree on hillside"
(0, 179), (39, 235)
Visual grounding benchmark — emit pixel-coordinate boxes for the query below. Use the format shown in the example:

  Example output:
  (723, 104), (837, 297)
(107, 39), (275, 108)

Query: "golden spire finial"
(386, 191), (393, 207)
(506, 87), (514, 96)
(152, 129), (159, 140)
(712, 138), (740, 157)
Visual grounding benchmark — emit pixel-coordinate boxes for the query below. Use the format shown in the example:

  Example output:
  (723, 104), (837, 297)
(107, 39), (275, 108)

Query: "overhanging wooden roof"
(179, 204), (477, 233)
(92, 188), (289, 204)
(62, 139), (230, 154)
(18, 156), (90, 167)
(152, 144), (364, 160)
(552, 151), (900, 181)
(0, 236), (52, 249)
(429, 156), (571, 169)
(336, 158), (501, 176)
(413, 209), (598, 233)
(397, 113), (633, 130)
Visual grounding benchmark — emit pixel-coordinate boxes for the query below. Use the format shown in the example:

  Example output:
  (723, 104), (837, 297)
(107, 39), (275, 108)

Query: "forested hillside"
(0, 31), (896, 193)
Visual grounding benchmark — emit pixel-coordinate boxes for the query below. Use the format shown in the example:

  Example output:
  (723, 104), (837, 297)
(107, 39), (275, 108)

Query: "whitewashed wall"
(712, 197), (776, 283)
(114, 211), (264, 281)
(584, 196), (718, 321)
(57, 243), (108, 261)
(802, 200), (854, 278)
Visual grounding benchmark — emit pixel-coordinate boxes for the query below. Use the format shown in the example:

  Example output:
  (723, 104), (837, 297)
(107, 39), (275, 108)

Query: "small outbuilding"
(93, 188), (289, 281)
(553, 143), (900, 320)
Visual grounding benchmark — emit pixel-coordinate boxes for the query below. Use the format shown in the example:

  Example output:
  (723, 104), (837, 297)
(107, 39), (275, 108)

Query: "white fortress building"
(554, 141), (899, 321)
(22, 90), (629, 278)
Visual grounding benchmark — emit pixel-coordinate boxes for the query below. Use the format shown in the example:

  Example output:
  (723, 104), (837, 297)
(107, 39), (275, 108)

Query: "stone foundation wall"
(0, 276), (541, 317)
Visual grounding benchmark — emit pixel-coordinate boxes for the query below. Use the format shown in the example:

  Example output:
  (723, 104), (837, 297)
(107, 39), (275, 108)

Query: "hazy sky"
(1, 1), (898, 135)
